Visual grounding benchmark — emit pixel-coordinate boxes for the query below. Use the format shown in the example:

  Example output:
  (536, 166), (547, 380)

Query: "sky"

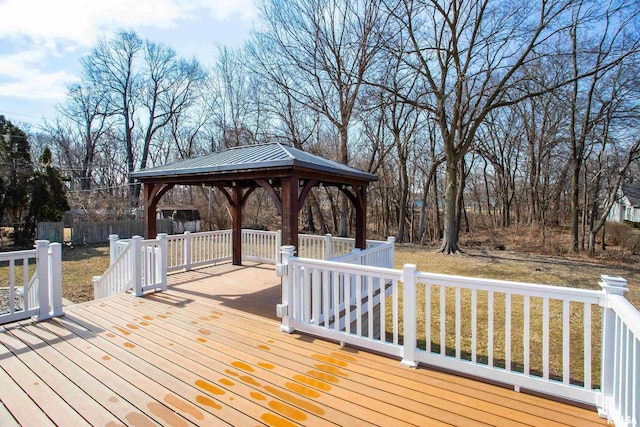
(0, 0), (258, 128)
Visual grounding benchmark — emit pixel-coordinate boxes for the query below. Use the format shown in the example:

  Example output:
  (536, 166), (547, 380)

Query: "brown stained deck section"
(0, 263), (608, 426)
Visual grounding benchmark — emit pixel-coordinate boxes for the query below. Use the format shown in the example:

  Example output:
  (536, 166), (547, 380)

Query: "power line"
(0, 110), (49, 120)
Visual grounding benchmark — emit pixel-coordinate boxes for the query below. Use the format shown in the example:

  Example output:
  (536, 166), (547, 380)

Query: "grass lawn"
(392, 244), (640, 388)
(60, 244), (110, 303)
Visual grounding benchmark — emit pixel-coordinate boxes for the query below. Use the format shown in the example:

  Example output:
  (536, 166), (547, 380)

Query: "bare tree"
(255, 0), (385, 235)
(82, 30), (142, 207)
(82, 30), (206, 207)
(46, 82), (112, 190)
(563, 0), (640, 251)
(133, 41), (207, 199)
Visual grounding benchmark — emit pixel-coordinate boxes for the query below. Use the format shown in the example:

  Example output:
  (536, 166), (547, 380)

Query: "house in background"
(608, 182), (640, 223)
(157, 205), (201, 233)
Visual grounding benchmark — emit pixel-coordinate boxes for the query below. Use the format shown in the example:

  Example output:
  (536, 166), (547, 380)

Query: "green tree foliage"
(0, 115), (33, 227)
(18, 147), (71, 245)
(0, 117), (70, 245)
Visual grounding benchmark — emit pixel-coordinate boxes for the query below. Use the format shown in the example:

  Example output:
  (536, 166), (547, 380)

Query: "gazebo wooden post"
(232, 185), (243, 265)
(281, 176), (299, 251)
(143, 183), (157, 239)
(355, 184), (367, 250)
(142, 182), (173, 239)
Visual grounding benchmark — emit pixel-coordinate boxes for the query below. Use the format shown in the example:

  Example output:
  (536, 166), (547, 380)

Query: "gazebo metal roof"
(133, 143), (376, 265)
(131, 143), (377, 182)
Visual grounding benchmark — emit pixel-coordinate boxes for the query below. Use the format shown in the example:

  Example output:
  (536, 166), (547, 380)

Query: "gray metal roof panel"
(131, 143), (377, 181)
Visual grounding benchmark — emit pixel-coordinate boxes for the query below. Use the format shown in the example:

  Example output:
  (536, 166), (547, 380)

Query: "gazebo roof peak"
(131, 142), (377, 182)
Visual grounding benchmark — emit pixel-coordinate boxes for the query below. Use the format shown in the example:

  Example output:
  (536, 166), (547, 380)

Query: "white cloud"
(197, 0), (257, 22)
(0, 49), (79, 100)
(0, 0), (257, 106)
(0, 0), (256, 47)
(0, 1), (179, 47)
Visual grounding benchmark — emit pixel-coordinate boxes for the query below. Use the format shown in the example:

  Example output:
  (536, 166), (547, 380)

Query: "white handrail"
(599, 276), (639, 427)
(0, 241), (62, 325)
(277, 250), (640, 422)
(94, 237), (134, 299)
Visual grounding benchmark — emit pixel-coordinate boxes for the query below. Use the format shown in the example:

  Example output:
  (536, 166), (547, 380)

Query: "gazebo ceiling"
(131, 142), (377, 185)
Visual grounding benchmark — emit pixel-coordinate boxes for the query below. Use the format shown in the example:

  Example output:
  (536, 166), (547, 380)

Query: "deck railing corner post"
(34, 240), (51, 320)
(325, 234), (333, 260)
(108, 234), (120, 265)
(352, 247), (362, 265)
(48, 242), (63, 317)
(93, 276), (102, 300)
(279, 245), (296, 333)
(387, 236), (396, 268)
(597, 274), (628, 418)
(184, 231), (192, 271)
(131, 235), (143, 297)
(157, 233), (168, 292)
(276, 230), (282, 264)
(401, 263), (418, 368)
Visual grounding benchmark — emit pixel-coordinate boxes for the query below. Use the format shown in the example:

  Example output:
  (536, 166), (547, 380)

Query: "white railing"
(330, 237), (395, 268)
(0, 240), (63, 325)
(599, 276), (639, 427)
(242, 229), (281, 264)
(297, 233), (388, 260)
(277, 249), (639, 425)
(94, 234), (168, 299)
(98, 229), (389, 298)
(279, 247), (402, 358)
(411, 270), (602, 405)
(164, 230), (232, 272)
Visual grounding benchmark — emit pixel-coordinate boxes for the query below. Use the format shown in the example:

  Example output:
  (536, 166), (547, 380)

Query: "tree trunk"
(439, 157), (461, 254)
(570, 158), (581, 252)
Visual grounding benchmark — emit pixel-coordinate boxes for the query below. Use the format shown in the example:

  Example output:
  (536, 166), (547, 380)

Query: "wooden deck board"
(111, 291), (503, 426)
(0, 399), (20, 427)
(90, 294), (432, 427)
(0, 336), (90, 426)
(0, 263), (608, 426)
(0, 367), (55, 427)
(126, 288), (595, 427)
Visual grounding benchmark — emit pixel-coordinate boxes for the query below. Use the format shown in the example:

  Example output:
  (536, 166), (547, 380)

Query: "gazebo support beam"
(355, 185), (367, 250)
(143, 182), (174, 239)
(281, 176), (299, 250)
(339, 185), (368, 250)
(231, 186), (243, 265)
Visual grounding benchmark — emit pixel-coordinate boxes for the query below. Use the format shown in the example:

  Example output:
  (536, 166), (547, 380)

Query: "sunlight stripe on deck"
(0, 263), (608, 426)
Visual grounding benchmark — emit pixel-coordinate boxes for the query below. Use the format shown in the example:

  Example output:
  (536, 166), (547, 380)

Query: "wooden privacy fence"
(37, 222), (64, 243)
(38, 219), (173, 244)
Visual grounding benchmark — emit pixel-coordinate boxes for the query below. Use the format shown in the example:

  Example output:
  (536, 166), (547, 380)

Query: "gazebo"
(131, 143), (378, 265)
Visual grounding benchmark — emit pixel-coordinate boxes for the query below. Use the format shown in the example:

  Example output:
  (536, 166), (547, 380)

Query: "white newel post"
(183, 231), (192, 271)
(401, 263), (418, 368)
(93, 276), (102, 300)
(277, 245), (296, 333)
(49, 242), (63, 317)
(35, 240), (51, 320)
(352, 248), (362, 265)
(157, 233), (168, 291)
(131, 236), (143, 297)
(598, 274), (629, 417)
(276, 230), (282, 264)
(109, 234), (119, 265)
(387, 236), (396, 268)
(324, 234), (333, 260)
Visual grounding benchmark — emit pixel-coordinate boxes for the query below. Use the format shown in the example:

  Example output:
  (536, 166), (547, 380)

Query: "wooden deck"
(0, 263), (608, 426)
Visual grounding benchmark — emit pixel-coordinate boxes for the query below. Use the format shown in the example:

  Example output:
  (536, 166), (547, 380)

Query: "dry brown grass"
(389, 229), (640, 388)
